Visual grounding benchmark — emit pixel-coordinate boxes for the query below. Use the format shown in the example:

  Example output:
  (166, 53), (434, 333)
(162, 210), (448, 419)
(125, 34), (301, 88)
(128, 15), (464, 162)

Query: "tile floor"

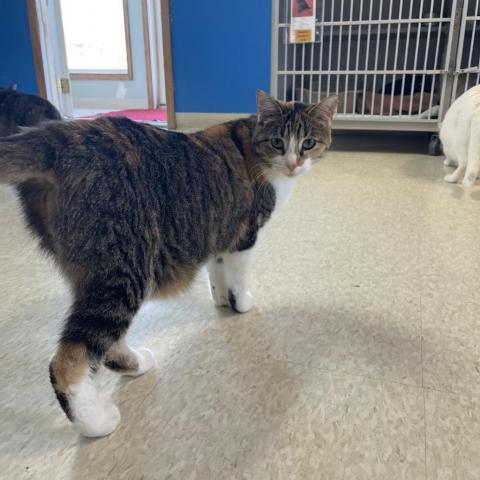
(0, 148), (479, 479)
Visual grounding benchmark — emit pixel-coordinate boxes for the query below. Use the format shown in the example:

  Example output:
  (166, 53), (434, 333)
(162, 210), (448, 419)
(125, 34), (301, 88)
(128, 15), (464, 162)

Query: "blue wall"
(0, 1), (273, 112)
(170, 1), (272, 113)
(0, 2), (38, 94)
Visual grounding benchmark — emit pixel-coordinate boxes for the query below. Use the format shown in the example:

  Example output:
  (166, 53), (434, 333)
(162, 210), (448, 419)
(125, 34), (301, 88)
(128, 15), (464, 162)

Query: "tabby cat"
(0, 85), (63, 255)
(0, 84), (61, 136)
(0, 91), (337, 437)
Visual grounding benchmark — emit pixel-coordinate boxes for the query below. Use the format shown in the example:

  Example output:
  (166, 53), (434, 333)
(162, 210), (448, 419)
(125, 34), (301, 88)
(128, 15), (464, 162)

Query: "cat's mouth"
(264, 157), (313, 179)
(286, 159), (312, 177)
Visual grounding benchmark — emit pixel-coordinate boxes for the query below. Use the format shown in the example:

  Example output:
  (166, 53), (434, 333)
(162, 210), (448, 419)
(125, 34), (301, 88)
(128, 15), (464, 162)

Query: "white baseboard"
(72, 98), (149, 110)
(175, 112), (252, 129)
(175, 112), (439, 133)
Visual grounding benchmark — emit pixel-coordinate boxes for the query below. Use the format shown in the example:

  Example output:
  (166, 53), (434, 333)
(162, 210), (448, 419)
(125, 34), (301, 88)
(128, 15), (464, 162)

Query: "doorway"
(27, 0), (175, 128)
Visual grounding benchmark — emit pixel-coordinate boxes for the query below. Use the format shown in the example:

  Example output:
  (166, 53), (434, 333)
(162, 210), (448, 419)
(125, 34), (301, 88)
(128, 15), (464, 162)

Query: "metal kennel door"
(271, 0), (461, 131)
(451, 0), (480, 101)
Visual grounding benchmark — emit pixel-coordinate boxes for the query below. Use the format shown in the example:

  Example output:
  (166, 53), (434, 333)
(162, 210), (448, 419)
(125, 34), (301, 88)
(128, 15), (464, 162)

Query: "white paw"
(210, 283), (229, 307)
(444, 158), (457, 167)
(75, 400), (121, 438)
(444, 173), (458, 183)
(463, 174), (477, 188)
(127, 348), (155, 377)
(69, 373), (121, 437)
(229, 290), (254, 313)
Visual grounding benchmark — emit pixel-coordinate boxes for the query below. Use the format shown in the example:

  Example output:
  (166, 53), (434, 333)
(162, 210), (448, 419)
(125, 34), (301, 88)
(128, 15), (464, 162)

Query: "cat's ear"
(307, 95), (338, 121)
(256, 90), (282, 121)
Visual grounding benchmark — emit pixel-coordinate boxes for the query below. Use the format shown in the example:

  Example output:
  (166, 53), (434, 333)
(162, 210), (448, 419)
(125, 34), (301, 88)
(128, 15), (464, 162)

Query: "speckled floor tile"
(1, 346), (426, 480)
(417, 178), (480, 304)
(422, 298), (480, 397)
(425, 389), (480, 480)
(1, 149), (480, 479)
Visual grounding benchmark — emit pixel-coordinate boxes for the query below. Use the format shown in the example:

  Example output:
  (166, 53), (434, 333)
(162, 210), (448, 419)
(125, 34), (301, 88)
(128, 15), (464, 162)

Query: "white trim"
(69, 69), (129, 75)
(150, 0), (167, 106)
(34, 0), (74, 117)
(72, 97), (149, 109)
(270, 0), (279, 97)
(175, 112), (439, 132)
(36, 0), (60, 109)
(175, 113), (252, 128)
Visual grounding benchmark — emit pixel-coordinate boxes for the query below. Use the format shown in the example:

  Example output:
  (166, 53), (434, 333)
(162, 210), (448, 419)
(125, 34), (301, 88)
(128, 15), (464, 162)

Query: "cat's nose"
(286, 154), (297, 172)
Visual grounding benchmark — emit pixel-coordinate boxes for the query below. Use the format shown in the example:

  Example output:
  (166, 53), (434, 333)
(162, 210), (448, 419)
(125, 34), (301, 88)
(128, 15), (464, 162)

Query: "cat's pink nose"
(287, 163), (296, 173)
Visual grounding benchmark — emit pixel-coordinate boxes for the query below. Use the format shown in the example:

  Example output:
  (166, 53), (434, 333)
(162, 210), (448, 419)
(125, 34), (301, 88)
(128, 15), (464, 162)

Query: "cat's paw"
(463, 173), (477, 188)
(124, 348), (155, 377)
(228, 289), (254, 313)
(444, 173), (458, 183)
(210, 283), (229, 307)
(75, 400), (121, 438)
(444, 158), (457, 167)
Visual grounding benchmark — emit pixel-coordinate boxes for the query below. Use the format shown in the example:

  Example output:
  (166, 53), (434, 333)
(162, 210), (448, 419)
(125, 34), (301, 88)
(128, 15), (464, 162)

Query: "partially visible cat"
(0, 85), (63, 248)
(441, 84), (480, 187)
(0, 91), (338, 437)
(0, 84), (61, 136)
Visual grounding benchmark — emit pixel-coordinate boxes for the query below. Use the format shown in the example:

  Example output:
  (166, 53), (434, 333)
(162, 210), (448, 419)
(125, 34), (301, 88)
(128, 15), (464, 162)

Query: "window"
(60, 0), (132, 79)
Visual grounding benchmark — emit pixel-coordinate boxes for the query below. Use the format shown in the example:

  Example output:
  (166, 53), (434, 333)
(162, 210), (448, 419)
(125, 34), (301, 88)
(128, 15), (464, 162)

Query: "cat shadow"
(449, 183), (466, 199)
(67, 318), (302, 479)
(469, 188), (480, 201)
(443, 180), (480, 200)
(400, 156), (478, 200)
(400, 155), (444, 182)
(65, 300), (420, 478)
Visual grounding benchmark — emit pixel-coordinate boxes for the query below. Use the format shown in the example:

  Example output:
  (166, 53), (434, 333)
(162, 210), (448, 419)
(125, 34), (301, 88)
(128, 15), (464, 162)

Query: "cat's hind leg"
(104, 337), (154, 377)
(463, 116), (480, 187)
(49, 275), (144, 437)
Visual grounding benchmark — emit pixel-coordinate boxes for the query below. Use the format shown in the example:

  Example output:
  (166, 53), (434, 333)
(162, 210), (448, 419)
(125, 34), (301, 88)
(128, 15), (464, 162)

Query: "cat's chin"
(288, 163), (312, 177)
(263, 161), (312, 181)
(285, 161), (313, 178)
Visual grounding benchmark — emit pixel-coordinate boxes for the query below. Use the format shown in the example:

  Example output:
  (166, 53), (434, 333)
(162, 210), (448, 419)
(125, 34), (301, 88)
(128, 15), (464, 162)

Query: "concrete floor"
(0, 148), (479, 479)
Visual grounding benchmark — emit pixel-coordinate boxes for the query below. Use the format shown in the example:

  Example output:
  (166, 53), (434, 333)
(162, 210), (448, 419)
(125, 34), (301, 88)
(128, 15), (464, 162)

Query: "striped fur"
(0, 90), (337, 436)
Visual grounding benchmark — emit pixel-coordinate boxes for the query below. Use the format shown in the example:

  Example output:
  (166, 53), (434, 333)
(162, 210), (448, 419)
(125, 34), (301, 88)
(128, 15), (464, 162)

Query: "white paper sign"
(290, 0), (316, 43)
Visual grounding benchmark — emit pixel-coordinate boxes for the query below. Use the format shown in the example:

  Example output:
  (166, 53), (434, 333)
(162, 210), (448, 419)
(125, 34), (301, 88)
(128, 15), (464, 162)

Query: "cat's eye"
(270, 137), (284, 150)
(302, 138), (316, 150)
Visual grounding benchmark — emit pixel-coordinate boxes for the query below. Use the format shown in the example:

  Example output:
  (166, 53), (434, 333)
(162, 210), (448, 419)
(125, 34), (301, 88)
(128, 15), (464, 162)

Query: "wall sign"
(290, 0), (316, 43)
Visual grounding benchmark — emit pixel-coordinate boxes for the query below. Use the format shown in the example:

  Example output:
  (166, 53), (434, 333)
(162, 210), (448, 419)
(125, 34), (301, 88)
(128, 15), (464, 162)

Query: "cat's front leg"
(222, 248), (255, 313)
(443, 157), (458, 167)
(207, 256), (229, 307)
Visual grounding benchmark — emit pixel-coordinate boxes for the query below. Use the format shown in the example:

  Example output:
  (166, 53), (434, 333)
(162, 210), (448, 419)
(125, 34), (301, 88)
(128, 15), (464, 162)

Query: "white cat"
(441, 84), (480, 187)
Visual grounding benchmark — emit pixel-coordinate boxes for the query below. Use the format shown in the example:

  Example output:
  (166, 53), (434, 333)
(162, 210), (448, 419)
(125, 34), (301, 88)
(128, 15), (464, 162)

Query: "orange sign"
(295, 29), (313, 43)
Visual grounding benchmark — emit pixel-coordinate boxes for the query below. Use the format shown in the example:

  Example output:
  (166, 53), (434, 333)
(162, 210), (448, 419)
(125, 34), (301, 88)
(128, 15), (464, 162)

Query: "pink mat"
(82, 108), (167, 122)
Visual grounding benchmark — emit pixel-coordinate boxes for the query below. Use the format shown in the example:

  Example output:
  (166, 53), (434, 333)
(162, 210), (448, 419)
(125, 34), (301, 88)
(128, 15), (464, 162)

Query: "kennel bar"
(271, 0), (465, 132)
(452, 0), (480, 100)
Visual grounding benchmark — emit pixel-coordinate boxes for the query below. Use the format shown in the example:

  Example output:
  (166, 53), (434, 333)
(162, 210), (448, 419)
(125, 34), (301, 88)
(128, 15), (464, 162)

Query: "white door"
(35, 0), (74, 117)
(34, 0), (166, 117)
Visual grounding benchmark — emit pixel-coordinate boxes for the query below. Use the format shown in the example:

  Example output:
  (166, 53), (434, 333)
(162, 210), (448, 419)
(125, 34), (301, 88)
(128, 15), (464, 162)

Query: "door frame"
(26, 0), (176, 128)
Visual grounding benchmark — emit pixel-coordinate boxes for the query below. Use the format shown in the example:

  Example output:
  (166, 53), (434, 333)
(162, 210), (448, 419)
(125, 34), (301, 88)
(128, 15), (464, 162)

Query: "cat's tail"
(0, 128), (55, 183)
(463, 113), (480, 187)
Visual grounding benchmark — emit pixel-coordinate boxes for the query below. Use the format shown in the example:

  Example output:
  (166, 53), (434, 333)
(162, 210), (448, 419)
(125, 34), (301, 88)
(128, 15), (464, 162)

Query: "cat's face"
(253, 91), (337, 178)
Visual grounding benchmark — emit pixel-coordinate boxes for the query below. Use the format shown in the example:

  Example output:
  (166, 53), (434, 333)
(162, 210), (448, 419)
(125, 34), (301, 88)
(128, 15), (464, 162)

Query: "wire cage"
(452, 0), (480, 99)
(271, 0), (480, 132)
